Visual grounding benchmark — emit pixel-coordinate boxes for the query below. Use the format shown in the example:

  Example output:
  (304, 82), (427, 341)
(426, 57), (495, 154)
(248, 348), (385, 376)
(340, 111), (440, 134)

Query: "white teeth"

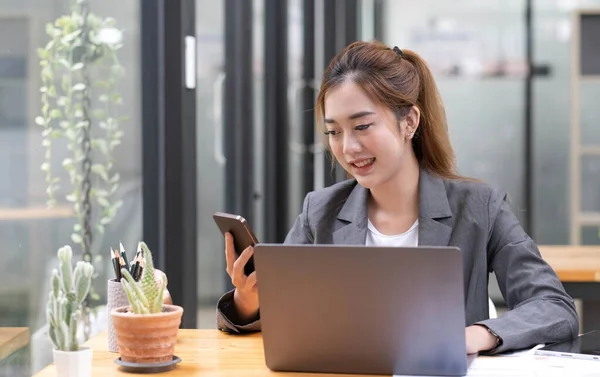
(354, 158), (374, 168)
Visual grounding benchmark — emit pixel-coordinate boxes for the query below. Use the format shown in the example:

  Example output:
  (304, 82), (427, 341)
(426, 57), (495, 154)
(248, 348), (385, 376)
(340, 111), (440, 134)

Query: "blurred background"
(1, 0), (600, 375)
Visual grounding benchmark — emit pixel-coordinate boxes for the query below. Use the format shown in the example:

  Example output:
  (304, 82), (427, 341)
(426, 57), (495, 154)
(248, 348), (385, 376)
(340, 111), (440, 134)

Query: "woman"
(216, 41), (578, 355)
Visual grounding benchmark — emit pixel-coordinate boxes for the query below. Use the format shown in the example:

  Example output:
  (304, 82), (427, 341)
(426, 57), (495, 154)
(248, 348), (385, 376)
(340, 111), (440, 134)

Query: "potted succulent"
(111, 242), (183, 365)
(46, 245), (95, 377)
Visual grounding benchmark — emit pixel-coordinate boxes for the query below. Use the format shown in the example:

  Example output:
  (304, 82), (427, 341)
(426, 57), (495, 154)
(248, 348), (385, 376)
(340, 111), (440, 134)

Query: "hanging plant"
(36, 0), (126, 309)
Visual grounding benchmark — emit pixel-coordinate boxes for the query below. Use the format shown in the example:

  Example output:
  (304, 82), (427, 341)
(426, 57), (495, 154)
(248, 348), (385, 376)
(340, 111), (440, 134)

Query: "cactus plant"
(120, 242), (167, 314)
(46, 245), (94, 351)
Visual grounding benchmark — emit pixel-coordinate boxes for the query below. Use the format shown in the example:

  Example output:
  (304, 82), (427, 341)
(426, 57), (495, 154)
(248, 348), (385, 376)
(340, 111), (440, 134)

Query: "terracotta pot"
(111, 304), (183, 364)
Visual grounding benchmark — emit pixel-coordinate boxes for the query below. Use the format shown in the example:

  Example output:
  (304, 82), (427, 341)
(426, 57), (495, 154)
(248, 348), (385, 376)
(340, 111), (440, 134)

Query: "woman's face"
(323, 80), (419, 189)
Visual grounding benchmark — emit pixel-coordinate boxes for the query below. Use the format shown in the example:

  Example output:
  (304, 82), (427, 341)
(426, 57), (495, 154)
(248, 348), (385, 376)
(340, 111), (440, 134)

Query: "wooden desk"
(35, 329), (458, 377)
(539, 245), (600, 282)
(0, 328), (29, 361)
(538, 245), (600, 334)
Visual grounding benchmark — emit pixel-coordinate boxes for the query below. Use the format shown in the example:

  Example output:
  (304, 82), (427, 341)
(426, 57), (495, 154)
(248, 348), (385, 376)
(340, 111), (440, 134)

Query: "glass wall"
(533, 0), (600, 245)
(381, 0), (527, 307)
(0, 0), (142, 375)
(382, 0), (527, 227)
(194, 0), (226, 328)
(194, 0), (267, 327)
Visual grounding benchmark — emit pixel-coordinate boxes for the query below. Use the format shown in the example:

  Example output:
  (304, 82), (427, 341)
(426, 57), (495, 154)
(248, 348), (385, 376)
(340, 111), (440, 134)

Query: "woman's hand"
(224, 232), (259, 321)
(465, 325), (499, 354)
(153, 269), (173, 305)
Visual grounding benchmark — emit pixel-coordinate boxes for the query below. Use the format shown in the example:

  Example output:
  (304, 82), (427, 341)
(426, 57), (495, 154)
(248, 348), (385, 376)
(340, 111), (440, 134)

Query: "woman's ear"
(405, 106), (421, 139)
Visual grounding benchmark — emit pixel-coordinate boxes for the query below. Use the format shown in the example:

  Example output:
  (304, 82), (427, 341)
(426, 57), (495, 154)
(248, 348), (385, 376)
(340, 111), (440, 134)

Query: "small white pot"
(52, 347), (93, 377)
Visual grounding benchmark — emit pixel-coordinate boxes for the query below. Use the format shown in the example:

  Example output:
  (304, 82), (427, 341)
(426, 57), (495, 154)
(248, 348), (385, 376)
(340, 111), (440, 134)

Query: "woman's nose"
(342, 134), (362, 154)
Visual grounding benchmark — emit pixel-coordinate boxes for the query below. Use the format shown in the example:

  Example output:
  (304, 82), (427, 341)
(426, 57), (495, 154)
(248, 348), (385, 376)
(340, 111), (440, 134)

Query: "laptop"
(253, 244), (468, 376)
(534, 330), (600, 361)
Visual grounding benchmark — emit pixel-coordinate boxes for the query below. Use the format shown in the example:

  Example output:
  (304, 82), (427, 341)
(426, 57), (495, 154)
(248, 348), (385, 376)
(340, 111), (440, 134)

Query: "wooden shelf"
(0, 206), (73, 221)
(539, 245), (600, 282)
(579, 212), (600, 226)
(581, 146), (600, 156)
(0, 328), (29, 361)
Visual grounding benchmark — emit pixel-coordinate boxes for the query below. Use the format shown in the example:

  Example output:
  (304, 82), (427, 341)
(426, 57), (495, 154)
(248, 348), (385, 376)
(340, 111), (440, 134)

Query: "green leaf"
(45, 23), (54, 36)
(91, 164), (109, 181)
(71, 233), (83, 244)
(72, 83), (86, 91)
(66, 194), (77, 202)
(97, 197), (110, 208)
(44, 39), (55, 51)
(99, 94), (109, 102)
(110, 173), (120, 184)
(96, 224), (105, 235)
(90, 292), (100, 301)
(49, 109), (62, 119)
(40, 86), (48, 93)
(112, 200), (123, 211)
(110, 65), (125, 77)
(100, 217), (112, 225)
(93, 109), (106, 118)
(41, 162), (50, 172)
(93, 139), (108, 155)
(57, 96), (68, 106)
(62, 158), (73, 167)
(71, 62), (84, 71)
(110, 94), (122, 104)
(94, 189), (109, 197)
(35, 116), (45, 126)
(59, 59), (70, 70)
(42, 139), (51, 147)
(75, 121), (89, 129)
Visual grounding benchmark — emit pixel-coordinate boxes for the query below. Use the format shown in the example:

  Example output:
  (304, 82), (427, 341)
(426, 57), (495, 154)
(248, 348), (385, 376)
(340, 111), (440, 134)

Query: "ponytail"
(402, 50), (459, 179)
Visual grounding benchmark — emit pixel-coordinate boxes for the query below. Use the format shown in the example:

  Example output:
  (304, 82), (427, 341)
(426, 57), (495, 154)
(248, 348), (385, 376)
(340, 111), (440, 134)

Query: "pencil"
(119, 242), (129, 267)
(111, 247), (121, 281)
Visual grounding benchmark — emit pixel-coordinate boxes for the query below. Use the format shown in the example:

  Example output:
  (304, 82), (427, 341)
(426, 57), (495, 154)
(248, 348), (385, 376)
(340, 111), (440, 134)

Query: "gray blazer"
(217, 168), (579, 354)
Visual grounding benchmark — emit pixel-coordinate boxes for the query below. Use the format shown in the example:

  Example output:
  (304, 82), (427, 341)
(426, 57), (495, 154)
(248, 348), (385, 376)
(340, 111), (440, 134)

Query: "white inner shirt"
(366, 218), (419, 247)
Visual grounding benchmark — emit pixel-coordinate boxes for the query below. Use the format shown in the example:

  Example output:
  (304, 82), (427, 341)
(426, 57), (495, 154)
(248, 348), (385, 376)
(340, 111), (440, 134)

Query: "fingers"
(246, 271), (258, 289)
(153, 269), (167, 286)
(232, 246), (254, 286)
(224, 232), (235, 276)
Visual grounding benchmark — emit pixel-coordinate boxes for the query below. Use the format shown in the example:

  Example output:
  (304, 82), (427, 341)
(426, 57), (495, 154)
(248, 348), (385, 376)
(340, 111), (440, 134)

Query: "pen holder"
(107, 279), (130, 353)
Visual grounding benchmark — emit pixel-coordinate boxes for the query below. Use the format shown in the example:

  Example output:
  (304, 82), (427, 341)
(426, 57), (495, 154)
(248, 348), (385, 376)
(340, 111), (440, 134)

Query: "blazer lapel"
(418, 169), (453, 247)
(331, 169), (453, 247)
(332, 183), (369, 245)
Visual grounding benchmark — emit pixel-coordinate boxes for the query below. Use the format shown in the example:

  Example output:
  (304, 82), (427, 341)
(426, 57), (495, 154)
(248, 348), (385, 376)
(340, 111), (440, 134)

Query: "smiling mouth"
(351, 158), (375, 168)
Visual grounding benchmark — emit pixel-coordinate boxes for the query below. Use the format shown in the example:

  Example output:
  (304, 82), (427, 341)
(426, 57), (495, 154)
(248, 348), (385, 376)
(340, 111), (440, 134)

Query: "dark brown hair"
(316, 40), (463, 180)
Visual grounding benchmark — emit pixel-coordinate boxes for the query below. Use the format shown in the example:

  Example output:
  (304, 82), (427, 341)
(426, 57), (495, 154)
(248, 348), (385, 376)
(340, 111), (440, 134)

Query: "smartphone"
(213, 212), (259, 276)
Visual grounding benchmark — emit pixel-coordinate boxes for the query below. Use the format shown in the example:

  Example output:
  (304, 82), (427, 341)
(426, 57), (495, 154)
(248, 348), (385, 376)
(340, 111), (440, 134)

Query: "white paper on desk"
(469, 351), (600, 377)
(393, 343), (600, 377)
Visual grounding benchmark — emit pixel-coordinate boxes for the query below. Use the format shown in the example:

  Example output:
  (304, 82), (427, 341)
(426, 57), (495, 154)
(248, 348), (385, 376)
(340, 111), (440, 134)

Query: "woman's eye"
(355, 123), (373, 131)
(324, 130), (339, 136)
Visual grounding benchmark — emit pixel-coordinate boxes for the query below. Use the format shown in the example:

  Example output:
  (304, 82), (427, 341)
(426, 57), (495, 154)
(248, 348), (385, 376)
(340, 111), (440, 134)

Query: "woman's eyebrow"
(324, 111), (376, 124)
